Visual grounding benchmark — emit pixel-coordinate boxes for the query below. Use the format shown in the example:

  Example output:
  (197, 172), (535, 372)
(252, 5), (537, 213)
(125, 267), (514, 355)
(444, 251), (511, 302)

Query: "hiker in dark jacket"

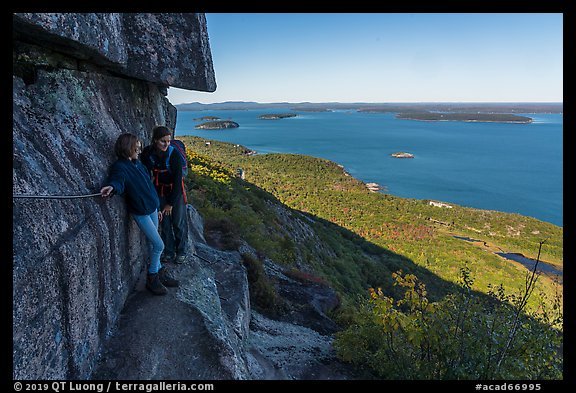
(100, 133), (179, 296)
(140, 126), (189, 264)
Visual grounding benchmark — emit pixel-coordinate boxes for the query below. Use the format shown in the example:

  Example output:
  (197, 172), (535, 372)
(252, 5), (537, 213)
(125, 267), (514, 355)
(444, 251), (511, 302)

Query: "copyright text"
(13, 382), (215, 392)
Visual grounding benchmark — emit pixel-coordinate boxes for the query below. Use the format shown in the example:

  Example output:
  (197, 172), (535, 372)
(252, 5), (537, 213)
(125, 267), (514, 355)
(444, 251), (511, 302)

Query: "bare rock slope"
(92, 206), (354, 380)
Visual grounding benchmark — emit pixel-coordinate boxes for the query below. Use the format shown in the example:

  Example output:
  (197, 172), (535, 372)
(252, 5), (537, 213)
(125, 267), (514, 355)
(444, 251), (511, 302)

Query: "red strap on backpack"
(152, 167), (186, 204)
(150, 145), (187, 204)
(181, 177), (187, 204)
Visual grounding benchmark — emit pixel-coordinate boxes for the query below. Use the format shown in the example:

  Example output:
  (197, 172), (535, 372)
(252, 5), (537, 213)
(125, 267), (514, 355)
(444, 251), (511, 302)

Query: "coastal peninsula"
(258, 113), (297, 120)
(396, 112), (532, 123)
(195, 120), (239, 130)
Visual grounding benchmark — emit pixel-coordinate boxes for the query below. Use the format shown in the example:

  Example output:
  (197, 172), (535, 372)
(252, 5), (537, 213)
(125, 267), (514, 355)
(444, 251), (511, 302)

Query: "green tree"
(334, 262), (562, 379)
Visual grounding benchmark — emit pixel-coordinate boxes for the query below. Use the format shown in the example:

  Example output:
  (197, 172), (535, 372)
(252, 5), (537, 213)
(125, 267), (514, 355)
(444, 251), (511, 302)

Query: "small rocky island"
(258, 113), (298, 120)
(193, 116), (220, 121)
(396, 112), (532, 123)
(391, 152), (414, 158)
(195, 120), (239, 130)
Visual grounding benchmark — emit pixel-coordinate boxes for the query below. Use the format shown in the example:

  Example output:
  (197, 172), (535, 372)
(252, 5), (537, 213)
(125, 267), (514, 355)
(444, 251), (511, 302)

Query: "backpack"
(168, 139), (188, 177)
(148, 139), (189, 203)
(149, 139), (188, 177)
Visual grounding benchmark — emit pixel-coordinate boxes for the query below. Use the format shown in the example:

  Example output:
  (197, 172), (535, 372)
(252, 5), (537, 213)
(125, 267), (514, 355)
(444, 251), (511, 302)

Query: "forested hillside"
(179, 135), (563, 379)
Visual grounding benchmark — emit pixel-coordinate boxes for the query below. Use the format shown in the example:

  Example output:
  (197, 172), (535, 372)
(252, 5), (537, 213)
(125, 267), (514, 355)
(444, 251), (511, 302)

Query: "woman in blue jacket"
(100, 133), (178, 295)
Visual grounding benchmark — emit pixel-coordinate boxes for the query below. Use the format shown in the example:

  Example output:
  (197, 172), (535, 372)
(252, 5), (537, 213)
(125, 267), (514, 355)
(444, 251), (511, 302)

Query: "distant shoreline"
(175, 101), (563, 114)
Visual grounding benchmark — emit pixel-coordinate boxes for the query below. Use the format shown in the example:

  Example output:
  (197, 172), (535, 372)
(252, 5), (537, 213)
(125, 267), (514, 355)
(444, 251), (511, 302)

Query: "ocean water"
(174, 109), (563, 227)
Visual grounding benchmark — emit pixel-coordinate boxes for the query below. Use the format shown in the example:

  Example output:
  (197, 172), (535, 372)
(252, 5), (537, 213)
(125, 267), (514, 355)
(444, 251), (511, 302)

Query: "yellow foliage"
(186, 151), (232, 185)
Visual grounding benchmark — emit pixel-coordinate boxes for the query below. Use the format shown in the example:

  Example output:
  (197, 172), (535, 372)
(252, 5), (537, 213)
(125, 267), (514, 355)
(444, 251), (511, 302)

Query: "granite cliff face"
(13, 13), (351, 381)
(12, 13), (215, 380)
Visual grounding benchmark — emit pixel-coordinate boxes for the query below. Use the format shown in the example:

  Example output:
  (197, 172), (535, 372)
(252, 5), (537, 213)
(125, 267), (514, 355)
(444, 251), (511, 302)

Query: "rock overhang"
(13, 13), (216, 92)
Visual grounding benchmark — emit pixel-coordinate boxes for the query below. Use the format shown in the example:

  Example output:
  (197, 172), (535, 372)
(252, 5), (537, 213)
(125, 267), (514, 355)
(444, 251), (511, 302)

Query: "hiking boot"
(146, 273), (168, 295)
(174, 255), (187, 264)
(159, 266), (179, 287)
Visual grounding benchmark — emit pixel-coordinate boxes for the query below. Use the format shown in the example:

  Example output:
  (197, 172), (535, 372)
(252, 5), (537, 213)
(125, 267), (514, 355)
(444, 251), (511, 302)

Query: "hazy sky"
(167, 13), (563, 105)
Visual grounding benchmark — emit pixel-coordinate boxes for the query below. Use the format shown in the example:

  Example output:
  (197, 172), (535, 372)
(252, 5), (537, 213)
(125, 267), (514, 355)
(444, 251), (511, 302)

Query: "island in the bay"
(395, 112), (532, 123)
(193, 116), (220, 121)
(195, 120), (239, 130)
(258, 113), (298, 120)
(391, 152), (415, 158)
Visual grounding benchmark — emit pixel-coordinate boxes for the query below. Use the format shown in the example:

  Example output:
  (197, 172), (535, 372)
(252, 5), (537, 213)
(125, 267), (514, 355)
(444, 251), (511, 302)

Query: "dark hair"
(114, 133), (140, 159)
(152, 125), (172, 142)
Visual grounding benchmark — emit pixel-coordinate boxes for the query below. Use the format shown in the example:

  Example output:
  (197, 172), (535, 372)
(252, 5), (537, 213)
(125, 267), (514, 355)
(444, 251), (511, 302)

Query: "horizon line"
(174, 101), (563, 105)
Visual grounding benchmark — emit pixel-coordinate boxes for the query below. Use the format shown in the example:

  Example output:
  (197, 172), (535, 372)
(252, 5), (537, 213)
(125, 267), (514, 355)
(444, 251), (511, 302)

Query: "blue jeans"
(132, 210), (164, 274)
